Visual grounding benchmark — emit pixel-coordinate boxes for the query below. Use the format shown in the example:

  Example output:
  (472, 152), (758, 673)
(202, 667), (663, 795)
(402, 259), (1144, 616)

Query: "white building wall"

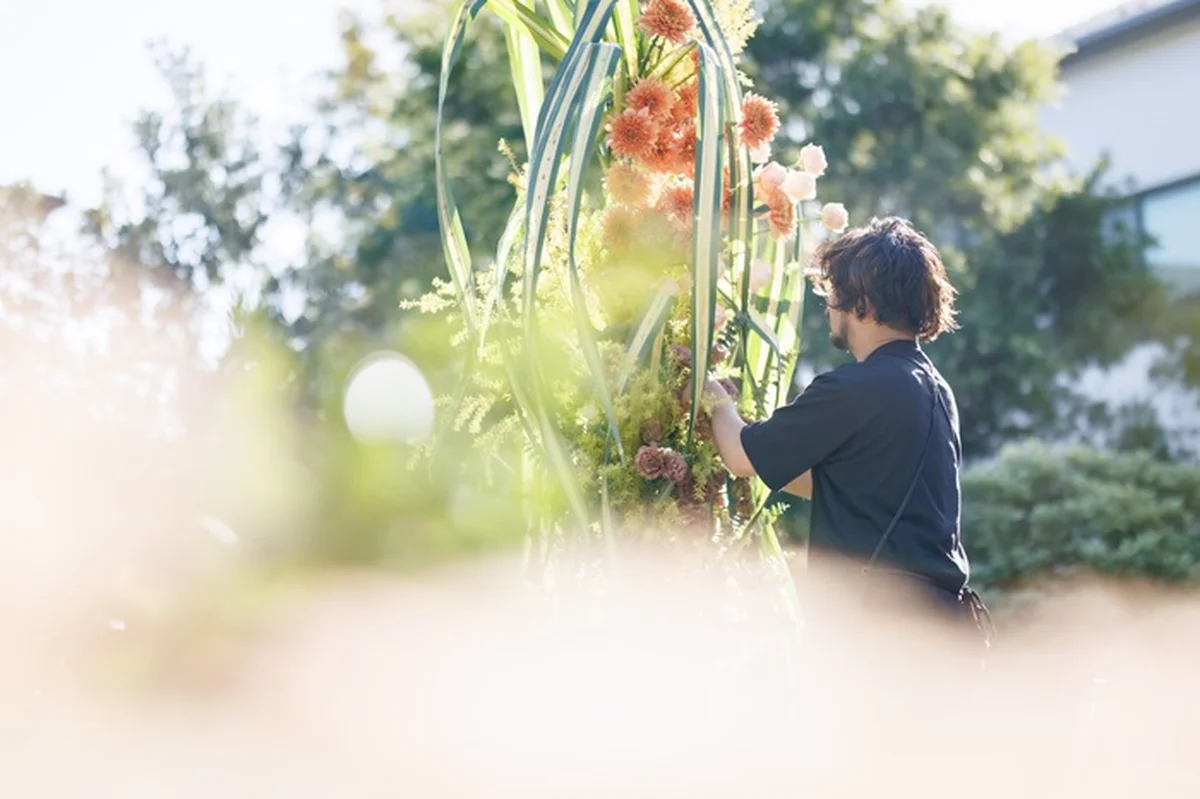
(1039, 13), (1200, 191)
(1037, 12), (1200, 455)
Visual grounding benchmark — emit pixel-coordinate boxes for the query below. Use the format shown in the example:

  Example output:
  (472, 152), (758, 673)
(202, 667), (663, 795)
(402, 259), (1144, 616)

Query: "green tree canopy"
(748, 0), (1162, 456)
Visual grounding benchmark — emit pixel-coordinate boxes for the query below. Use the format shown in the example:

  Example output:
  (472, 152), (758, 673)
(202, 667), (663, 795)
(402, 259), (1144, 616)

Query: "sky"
(0, 0), (1125, 207)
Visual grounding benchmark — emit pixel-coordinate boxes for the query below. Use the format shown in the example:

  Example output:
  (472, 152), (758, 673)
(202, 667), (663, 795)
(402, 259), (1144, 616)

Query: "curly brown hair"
(805, 216), (959, 342)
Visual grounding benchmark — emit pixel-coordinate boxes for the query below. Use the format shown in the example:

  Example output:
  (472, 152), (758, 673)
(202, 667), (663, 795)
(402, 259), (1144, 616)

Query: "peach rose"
(756, 161), (787, 191)
(820, 202), (849, 233)
(782, 170), (816, 203)
(799, 143), (827, 177)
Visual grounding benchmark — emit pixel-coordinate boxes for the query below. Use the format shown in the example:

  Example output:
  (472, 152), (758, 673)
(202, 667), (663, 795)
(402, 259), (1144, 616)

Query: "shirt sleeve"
(739, 370), (859, 492)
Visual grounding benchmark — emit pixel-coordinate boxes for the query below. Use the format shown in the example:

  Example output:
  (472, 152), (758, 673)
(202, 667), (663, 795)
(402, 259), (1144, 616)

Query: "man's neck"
(851, 329), (916, 362)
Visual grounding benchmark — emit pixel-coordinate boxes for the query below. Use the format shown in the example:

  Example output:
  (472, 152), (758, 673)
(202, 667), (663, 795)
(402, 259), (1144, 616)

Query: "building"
(1037, 0), (1200, 454)
(1040, 0), (1200, 290)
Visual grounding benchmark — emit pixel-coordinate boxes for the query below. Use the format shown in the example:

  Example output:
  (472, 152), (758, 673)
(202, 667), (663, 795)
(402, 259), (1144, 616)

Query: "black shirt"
(740, 340), (970, 594)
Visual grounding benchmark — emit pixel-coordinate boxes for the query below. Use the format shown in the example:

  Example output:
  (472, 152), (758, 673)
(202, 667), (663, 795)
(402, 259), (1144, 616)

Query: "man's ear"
(855, 300), (876, 323)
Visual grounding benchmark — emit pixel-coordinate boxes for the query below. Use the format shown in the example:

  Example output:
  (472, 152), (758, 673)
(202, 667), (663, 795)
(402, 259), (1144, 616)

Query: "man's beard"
(829, 319), (849, 352)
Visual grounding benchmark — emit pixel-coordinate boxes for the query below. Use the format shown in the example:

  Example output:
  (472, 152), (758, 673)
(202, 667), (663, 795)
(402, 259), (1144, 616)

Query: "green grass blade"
(612, 0), (639, 78)
(434, 0), (490, 340)
(521, 0), (620, 326)
(759, 520), (805, 636)
(745, 307), (783, 357)
(687, 41), (726, 445)
(776, 228), (807, 355)
(754, 234), (788, 385)
(479, 203), (524, 346)
(487, 0), (570, 60)
(502, 348), (592, 533)
(563, 43), (625, 463)
(543, 0), (575, 36)
(774, 230), (807, 408)
(517, 5), (621, 532)
(533, 397), (592, 534)
(617, 286), (676, 392)
(687, 0), (753, 326)
(601, 477), (618, 560)
(532, 0), (619, 152)
(505, 0), (545, 155)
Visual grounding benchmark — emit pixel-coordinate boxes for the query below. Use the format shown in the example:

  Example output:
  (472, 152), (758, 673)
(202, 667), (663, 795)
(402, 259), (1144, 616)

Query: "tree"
(748, 0), (1161, 457)
(95, 1), (1173, 461)
(82, 44), (272, 376)
(262, 7), (526, 403)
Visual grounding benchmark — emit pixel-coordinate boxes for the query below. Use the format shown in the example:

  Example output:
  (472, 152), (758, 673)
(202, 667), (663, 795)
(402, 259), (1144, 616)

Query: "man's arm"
(706, 380), (812, 499)
(780, 471), (812, 500)
(708, 395), (753, 477)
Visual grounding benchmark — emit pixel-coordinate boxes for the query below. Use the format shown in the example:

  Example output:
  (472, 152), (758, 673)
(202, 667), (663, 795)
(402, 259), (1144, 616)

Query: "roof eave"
(1059, 0), (1200, 68)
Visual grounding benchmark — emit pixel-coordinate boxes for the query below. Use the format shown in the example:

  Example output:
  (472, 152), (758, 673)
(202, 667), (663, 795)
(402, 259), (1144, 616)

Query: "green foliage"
(963, 441), (1200, 587)
(752, 0), (1062, 236)
(84, 46), (268, 293)
(268, 9), (526, 355)
(928, 165), (1161, 454)
(402, 184), (736, 536)
(749, 0), (1162, 457)
(48, 0), (1195, 580)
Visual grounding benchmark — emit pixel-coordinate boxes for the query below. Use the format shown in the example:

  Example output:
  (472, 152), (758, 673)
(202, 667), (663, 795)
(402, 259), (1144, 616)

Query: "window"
(1139, 177), (1200, 291)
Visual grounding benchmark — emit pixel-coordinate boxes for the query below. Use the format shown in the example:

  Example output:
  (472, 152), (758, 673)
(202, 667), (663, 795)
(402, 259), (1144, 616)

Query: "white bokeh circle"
(342, 351), (435, 444)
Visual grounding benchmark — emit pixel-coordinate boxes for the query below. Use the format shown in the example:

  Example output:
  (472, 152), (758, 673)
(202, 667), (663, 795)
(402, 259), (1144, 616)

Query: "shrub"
(963, 441), (1200, 588)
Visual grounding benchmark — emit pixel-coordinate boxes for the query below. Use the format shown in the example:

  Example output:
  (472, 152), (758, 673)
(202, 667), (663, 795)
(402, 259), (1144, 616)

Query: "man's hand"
(703, 374), (812, 497)
(703, 375), (755, 478)
(703, 376), (733, 408)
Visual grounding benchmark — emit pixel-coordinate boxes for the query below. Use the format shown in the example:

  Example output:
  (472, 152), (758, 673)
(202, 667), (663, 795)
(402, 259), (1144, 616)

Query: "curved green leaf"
(434, 0), (491, 340)
(487, 0), (570, 60)
(617, 285), (676, 393)
(687, 0), (753, 325)
(753, 235), (788, 386)
(502, 347), (591, 533)
(612, 0), (639, 78)
(745, 307), (783, 358)
(479, 203), (523, 345)
(522, 0), (620, 325)
(777, 228), (807, 357)
(687, 41), (726, 445)
(544, 0), (575, 36)
(505, 0), (545, 155)
(563, 43), (625, 463)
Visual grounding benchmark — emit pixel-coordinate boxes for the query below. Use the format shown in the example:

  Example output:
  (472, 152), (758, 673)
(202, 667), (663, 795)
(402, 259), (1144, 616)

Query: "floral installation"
(419, 0), (850, 560)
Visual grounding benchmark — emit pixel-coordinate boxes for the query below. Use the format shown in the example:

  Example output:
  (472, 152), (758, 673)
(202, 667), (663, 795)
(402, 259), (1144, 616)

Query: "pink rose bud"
(756, 161), (787, 191)
(748, 141), (772, 164)
(749, 258), (773, 292)
(820, 202), (849, 233)
(782, 170), (816, 203)
(799, 143), (827, 177)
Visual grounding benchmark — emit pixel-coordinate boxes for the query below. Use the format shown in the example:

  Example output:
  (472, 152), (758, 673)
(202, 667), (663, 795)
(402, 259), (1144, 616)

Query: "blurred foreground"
(4, 541), (1198, 797)
(1, 301), (1197, 798)
(0, 245), (1195, 797)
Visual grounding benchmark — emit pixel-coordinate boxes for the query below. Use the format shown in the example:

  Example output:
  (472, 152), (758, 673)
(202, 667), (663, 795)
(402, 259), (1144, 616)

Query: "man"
(706, 216), (990, 643)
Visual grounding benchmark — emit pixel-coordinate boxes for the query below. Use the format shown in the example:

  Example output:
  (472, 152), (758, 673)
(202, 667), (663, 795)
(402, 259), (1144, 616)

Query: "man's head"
(807, 216), (959, 355)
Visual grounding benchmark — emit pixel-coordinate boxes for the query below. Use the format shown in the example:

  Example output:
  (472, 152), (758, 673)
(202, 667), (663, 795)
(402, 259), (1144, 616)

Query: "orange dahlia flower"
(637, 0), (696, 45)
(626, 76), (676, 121)
(607, 108), (660, 161)
(602, 206), (640, 252)
(738, 93), (780, 151)
(657, 180), (695, 230)
(604, 162), (655, 207)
